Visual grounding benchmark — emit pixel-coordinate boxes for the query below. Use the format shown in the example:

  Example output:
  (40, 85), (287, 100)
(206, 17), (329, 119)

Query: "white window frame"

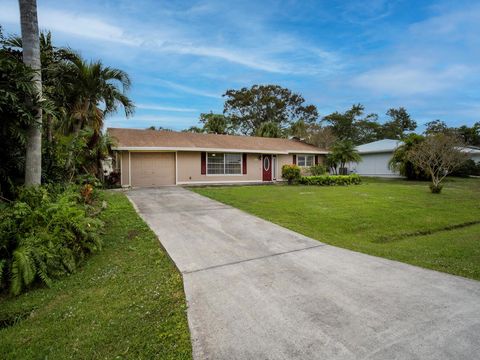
(206, 152), (243, 176)
(297, 154), (315, 167)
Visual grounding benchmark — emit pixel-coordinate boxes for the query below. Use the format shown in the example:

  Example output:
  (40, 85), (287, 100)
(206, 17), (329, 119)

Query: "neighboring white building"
(461, 146), (480, 163)
(349, 139), (402, 177)
(348, 139), (480, 178)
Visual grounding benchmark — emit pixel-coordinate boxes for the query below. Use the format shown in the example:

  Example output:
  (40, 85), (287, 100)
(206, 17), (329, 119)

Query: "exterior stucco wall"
(120, 151), (130, 186)
(118, 150), (328, 186)
(177, 151), (263, 183)
(276, 154), (295, 180)
(276, 154), (326, 180)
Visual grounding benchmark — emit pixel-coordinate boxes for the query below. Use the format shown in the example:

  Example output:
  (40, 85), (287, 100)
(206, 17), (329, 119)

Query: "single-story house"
(348, 139), (480, 177)
(108, 128), (328, 187)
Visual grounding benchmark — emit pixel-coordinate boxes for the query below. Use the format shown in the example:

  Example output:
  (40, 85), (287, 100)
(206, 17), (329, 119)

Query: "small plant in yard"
(309, 164), (326, 175)
(407, 134), (468, 193)
(282, 164), (301, 184)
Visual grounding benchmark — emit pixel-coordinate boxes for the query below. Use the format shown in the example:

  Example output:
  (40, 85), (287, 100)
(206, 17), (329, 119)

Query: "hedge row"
(298, 174), (361, 186)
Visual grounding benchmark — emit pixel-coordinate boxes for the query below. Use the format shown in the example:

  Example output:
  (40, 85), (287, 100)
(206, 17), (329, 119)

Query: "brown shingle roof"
(108, 128), (327, 154)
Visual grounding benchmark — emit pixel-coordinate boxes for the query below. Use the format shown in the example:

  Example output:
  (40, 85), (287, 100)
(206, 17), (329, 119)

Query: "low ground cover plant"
(0, 185), (104, 295)
(299, 174), (361, 186)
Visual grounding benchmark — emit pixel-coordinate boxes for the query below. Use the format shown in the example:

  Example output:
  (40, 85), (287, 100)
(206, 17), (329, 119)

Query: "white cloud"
(0, 2), (137, 45)
(155, 79), (222, 99)
(0, 1), (340, 75)
(136, 103), (198, 112)
(353, 64), (470, 96)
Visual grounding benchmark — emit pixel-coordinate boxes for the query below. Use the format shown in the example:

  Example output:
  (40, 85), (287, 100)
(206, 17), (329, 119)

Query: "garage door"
(131, 152), (175, 187)
(355, 153), (397, 176)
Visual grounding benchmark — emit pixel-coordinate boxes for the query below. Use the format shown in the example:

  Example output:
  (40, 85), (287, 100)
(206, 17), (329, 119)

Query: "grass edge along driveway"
(0, 191), (192, 360)
(192, 177), (480, 281)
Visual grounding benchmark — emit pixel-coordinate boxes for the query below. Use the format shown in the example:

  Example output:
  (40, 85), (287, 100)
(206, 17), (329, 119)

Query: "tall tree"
(59, 57), (134, 176)
(388, 133), (428, 180)
(19, 0), (42, 185)
(305, 125), (337, 150)
(424, 120), (449, 135)
(382, 107), (416, 139)
(322, 104), (379, 144)
(223, 85), (318, 136)
(456, 122), (480, 147)
(64, 57), (134, 136)
(199, 113), (234, 134)
(424, 120), (480, 147)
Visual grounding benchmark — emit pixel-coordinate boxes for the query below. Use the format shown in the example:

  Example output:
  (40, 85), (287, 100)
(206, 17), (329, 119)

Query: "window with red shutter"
(201, 152), (206, 175)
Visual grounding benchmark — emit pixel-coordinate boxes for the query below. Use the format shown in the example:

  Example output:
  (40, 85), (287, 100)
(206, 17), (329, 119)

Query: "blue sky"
(2, 0), (480, 131)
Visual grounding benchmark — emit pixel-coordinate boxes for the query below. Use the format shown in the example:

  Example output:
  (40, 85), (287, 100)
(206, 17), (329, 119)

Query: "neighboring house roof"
(108, 128), (327, 154)
(355, 139), (403, 154)
(356, 139), (480, 156)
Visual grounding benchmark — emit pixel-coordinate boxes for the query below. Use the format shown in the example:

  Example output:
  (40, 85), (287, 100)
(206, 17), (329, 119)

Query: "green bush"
(451, 159), (480, 177)
(282, 164), (301, 184)
(0, 186), (104, 295)
(309, 164), (326, 176)
(298, 174), (361, 186)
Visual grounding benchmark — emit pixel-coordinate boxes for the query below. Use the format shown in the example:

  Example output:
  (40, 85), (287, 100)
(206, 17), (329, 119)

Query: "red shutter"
(293, 154), (296, 165)
(201, 152), (206, 175)
(315, 155), (319, 165)
(242, 153), (247, 174)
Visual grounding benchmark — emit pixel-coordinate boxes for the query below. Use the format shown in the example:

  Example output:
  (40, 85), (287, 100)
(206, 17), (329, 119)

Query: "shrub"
(429, 184), (443, 194)
(298, 174), (361, 186)
(105, 170), (121, 187)
(309, 164), (326, 176)
(0, 186), (104, 295)
(451, 159), (480, 177)
(282, 164), (301, 185)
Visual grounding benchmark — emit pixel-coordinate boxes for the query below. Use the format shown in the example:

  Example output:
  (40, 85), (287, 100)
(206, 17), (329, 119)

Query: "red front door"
(262, 155), (272, 181)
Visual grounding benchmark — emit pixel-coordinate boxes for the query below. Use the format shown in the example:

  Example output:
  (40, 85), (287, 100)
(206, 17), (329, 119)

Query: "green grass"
(0, 192), (192, 360)
(192, 177), (480, 280)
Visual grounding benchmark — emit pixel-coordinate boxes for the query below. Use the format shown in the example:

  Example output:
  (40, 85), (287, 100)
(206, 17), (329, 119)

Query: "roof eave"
(111, 146), (328, 154)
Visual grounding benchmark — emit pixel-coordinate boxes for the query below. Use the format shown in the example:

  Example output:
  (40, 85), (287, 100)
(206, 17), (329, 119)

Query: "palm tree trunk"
(19, 0), (43, 186)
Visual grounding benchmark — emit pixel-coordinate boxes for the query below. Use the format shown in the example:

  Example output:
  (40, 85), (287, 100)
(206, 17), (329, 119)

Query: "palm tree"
(65, 58), (134, 137)
(330, 141), (361, 175)
(19, 0), (42, 185)
(62, 57), (134, 175)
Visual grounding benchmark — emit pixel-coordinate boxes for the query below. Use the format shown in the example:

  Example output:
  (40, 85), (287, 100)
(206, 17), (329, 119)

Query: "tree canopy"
(322, 105), (416, 145)
(0, 27), (134, 196)
(424, 120), (480, 147)
(223, 84), (318, 137)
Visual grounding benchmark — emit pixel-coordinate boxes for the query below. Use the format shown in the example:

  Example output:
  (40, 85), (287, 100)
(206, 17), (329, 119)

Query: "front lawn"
(192, 177), (480, 280)
(0, 192), (192, 360)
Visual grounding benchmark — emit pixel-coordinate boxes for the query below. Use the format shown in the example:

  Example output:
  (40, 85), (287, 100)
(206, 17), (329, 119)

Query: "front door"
(262, 154), (272, 181)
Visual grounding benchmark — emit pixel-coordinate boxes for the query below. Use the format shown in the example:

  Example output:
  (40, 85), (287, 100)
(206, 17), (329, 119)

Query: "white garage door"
(355, 153), (398, 177)
(131, 152), (175, 187)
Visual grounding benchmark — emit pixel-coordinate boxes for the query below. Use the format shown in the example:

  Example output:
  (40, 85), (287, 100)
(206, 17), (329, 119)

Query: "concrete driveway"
(127, 187), (480, 360)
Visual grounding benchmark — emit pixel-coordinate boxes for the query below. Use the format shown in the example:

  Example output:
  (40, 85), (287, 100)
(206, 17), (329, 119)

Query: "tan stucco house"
(108, 128), (328, 187)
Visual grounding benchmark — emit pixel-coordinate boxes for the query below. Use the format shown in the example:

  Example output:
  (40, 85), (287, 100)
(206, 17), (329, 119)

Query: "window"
(207, 153), (242, 175)
(297, 154), (314, 167)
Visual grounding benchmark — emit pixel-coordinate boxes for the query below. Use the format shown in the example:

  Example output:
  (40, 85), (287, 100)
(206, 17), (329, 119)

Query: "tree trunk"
(19, 0), (43, 186)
